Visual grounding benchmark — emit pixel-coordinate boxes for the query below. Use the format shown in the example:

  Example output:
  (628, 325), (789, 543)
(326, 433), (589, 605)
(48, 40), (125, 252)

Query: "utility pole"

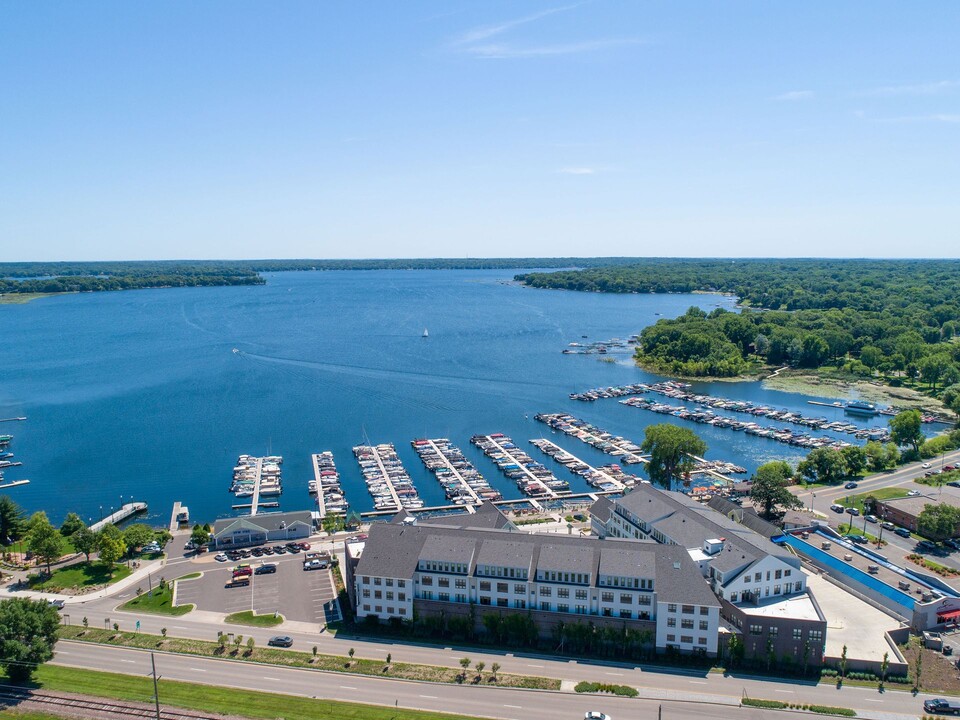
(151, 652), (161, 720)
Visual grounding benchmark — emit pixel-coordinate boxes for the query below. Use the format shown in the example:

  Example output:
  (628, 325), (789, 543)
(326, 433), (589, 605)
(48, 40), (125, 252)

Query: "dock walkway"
(90, 502), (147, 533)
(311, 455), (327, 518)
(530, 438), (629, 492)
(249, 457), (264, 515)
(422, 439), (481, 504)
(472, 434), (562, 499)
(536, 413), (648, 464)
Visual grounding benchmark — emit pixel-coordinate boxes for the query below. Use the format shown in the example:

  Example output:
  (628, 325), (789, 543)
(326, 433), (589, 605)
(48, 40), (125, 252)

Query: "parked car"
(895, 527), (912, 538)
(846, 507), (860, 516)
(585, 713), (612, 720)
(845, 481), (859, 489)
(268, 635), (293, 648)
(846, 534), (868, 544)
(945, 539), (960, 551)
(947, 481), (960, 488)
(881, 521), (895, 531)
(298, 542), (311, 550)
(272, 545), (286, 554)
(255, 563), (277, 574)
(922, 463), (932, 469)
(830, 504), (845, 514)
(303, 559), (328, 571)
(924, 697), (960, 715)
(907, 490), (921, 497)
(865, 514), (878, 524)
(215, 553), (229, 562)
(225, 577), (250, 588)
(917, 540), (937, 552)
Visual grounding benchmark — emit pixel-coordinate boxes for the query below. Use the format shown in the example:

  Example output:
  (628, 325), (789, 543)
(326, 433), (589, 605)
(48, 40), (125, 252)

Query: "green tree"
(321, 514), (345, 535)
(797, 447), (847, 484)
(25, 512), (65, 574)
(917, 503), (960, 541)
(0, 495), (25, 545)
(839, 446), (867, 476)
(459, 657), (471, 680)
(490, 662), (501, 681)
(190, 524), (211, 547)
(59, 512), (86, 537)
(0, 598), (61, 682)
(71, 526), (98, 563)
(640, 424), (707, 486)
(942, 384), (960, 423)
(123, 523), (156, 551)
(749, 461), (801, 519)
(246, 636), (255, 655)
(889, 409), (924, 454)
(97, 524), (127, 570)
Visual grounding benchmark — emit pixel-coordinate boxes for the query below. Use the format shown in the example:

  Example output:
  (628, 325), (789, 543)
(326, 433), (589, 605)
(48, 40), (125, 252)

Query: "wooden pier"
(311, 454), (327, 518)
(477, 434), (561, 499)
(420, 439), (482, 505)
(248, 457), (264, 515)
(529, 438), (629, 492)
(90, 502), (147, 532)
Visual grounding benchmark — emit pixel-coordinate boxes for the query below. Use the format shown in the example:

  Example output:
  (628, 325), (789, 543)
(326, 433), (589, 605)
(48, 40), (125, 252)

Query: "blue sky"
(1, 1), (958, 260)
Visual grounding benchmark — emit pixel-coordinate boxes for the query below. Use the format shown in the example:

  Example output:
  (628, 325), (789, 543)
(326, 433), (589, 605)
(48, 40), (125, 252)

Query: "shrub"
(574, 681), (638, 697)
(742, 698), (787, 709)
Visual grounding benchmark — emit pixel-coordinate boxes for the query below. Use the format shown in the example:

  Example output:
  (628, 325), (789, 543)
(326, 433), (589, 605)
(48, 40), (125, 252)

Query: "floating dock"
(0, 417), (26, 423)
(471, 433), (568, 499)
(535, 413), (648, 464)
(529, 438), (633, 492)
(90, 502), (147, 532)
(354, 443), (423, 513)
(412, 438), (502, 506)
(230, 455), (283, 516)
(0, 479), (29, 490)
(311, 451), (349, 519)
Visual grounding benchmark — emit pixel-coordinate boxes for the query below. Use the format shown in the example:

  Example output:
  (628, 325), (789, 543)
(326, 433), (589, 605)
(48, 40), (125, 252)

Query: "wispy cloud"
(453, 5), (578, 46)
(558, 167), (597, 175)
(467, 38), (642, 59)
(860, 80), (959, 97)
(449, 4), (640, 60)
(773, 90), (814, 101)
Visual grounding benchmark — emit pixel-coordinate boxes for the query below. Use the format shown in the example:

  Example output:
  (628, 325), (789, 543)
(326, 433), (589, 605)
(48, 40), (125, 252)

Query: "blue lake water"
(0, 269), (895, 526)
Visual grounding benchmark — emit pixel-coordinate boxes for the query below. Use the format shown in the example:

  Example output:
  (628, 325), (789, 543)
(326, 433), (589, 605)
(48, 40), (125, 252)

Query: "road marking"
(773, 689), (794, 694)
(189, 668), (207, 673)
(340, 686), (357, 690)
(118, 659), (136, 664)
(56, 651), (70, 655)
(172, 626), (190, 630)
(863, 699), (884, 703)
(604, 672), (623, 676)
(419, 695), (438, 699)
(262, 677), (284, 682)
(526, 664), (544, 668)
(689, 680), (707, 684)
(504, 705), (522, 709)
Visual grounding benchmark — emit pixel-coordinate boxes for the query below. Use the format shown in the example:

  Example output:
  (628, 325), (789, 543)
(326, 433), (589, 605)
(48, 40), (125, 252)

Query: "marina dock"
(535, 413), (648, 464)
(529, 438), (633, 492)
(412, 438), (502, 506)
(311, 451), (349, 520)
(0, 479), (29, 490)
(471, 433), (568, 499)
(354, 443), (423, 512)
(0, 417), (26, 423)
(230, 455), (283, 516)
(90, 502), (147, 532)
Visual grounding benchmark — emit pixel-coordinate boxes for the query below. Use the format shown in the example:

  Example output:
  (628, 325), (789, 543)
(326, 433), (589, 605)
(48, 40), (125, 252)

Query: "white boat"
(422, 328), (429, 338)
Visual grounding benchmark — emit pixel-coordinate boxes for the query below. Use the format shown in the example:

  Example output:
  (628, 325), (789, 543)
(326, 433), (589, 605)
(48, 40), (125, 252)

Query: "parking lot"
(175, 551), (339, 625)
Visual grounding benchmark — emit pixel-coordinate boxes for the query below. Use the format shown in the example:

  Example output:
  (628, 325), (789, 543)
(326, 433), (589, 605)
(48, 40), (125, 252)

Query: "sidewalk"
(0, 555), (168, 605)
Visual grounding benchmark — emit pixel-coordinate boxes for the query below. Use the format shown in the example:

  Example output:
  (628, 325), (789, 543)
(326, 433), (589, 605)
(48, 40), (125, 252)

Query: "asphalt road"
(794, 448), (960, 575)
(55, 641), (921, 720)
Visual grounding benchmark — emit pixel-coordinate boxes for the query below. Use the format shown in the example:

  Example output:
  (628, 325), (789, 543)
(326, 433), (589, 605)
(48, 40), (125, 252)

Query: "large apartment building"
(345, 504), (722, 656)
(591, 485), (828, 665)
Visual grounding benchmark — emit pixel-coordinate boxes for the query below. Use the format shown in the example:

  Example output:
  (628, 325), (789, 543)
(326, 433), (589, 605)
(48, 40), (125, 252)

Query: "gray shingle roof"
(475, 538), (535, 572)
(420, 533), (477, 567)
(537, 543), (596, 576)
(213, 510), (312, 535)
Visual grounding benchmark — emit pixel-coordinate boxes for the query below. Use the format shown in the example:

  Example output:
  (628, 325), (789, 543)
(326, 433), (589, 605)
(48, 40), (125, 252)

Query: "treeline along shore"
(516, 259), (960, 417)
(0, 257), (647, 296)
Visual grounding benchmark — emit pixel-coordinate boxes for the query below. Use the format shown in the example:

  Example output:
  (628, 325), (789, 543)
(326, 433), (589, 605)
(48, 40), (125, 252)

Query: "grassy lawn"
(28, 561), (132, 592)
(58, 626), (558, 690)
(0, 713), (67, 720)
(5, 665), (493, 720)
(839, 487), (909, 513)
(119, 581), (192, 616)
(225, 610), (284, 627)
(906, 553), (960, 577)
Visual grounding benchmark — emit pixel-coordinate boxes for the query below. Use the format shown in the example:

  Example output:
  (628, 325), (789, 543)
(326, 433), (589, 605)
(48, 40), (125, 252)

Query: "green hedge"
(574, 681), (638, 697)
(743, 698), (856, 716)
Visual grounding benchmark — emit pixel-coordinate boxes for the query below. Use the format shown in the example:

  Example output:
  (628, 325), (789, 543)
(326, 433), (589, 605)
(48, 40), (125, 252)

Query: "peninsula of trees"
(516, 259), (960, 413)
(0, 257), (646, 297)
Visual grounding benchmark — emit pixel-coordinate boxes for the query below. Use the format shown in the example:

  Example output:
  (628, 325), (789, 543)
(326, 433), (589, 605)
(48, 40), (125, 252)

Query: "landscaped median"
(57, 626), (559, 689)
(1, 665), (500, 720)
(742, 697), (856, 716)
(225, 610), (285, 627)
(119, 573), (197, 616)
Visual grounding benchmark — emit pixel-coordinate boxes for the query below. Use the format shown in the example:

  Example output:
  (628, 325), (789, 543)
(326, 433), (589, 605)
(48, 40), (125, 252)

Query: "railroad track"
(0, 685), (225, 720)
